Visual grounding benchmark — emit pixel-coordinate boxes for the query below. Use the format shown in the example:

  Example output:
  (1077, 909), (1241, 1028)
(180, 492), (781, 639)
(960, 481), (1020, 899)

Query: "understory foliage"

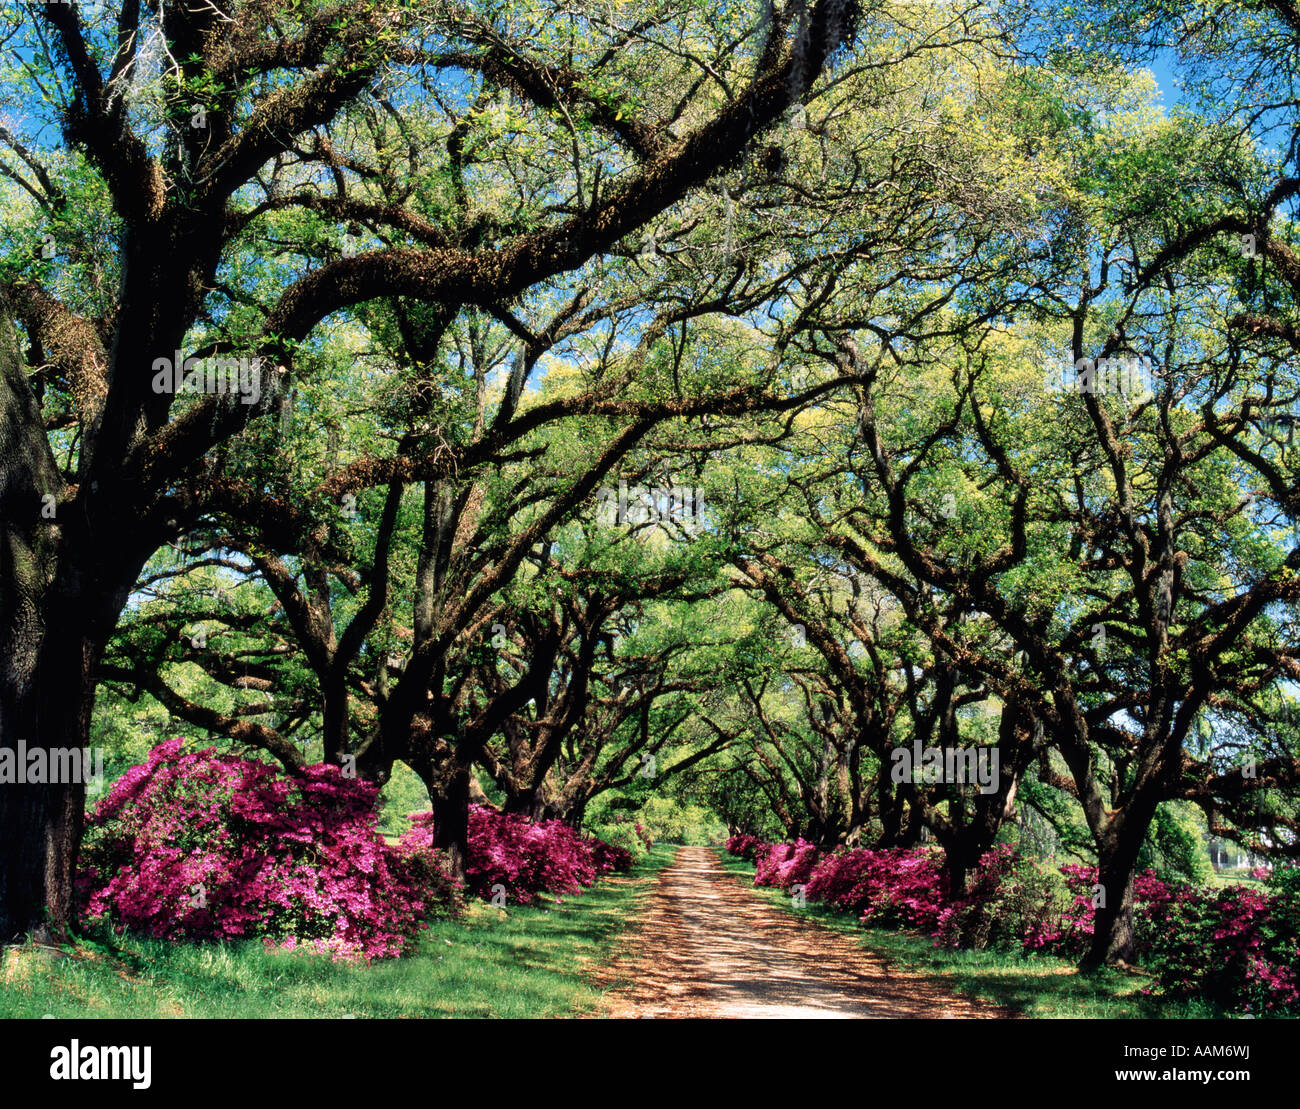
(402, 806), (633, 905)
(587, 818), (655, 863)
(730, 839), (1300, 1013)
(78, 741), (631, 957)
(723, 833), (765, 861)
(77, 740), (460, 959)
(1143, 876), (1300, 1013)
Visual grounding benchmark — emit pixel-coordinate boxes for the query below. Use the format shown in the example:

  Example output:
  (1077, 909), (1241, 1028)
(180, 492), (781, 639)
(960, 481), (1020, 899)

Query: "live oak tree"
(475, 509), (740, 822)
(0, 0), (869, 940)
(847, 285), (1300, 970)
(729, 549), (909, 849)
(725, 397), (1039, 884)
(713, 53), (1300, 966)
(695, 37), (1083, 870)
(98, 295), (844, 875)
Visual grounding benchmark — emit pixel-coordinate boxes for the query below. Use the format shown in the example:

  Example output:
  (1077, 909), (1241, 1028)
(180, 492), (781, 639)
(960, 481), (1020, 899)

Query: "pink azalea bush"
(77, 739), (461, 960)
(591, 837), (636, 875)
(726, 836), (1300, 1013)
(1030, 864), (1177, 959)
(724, 833), (764, 860)
(801, 846), (950, 930)
(400, 804), (632, 906)
(1142, 879), (1300, 1014)
(79, 742), (634, 957)
(754, 839), (822, 890)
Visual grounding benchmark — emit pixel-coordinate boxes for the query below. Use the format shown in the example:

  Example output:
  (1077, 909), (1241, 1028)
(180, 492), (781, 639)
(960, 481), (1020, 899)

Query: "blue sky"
(1147, 50), (1183, 107)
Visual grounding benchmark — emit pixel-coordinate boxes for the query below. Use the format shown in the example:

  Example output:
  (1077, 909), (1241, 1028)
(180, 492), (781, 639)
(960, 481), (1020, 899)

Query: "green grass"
(712, 847), (1235, 1019)
(0, 845), (677, 1019)
(1208, 870), (1265, 889)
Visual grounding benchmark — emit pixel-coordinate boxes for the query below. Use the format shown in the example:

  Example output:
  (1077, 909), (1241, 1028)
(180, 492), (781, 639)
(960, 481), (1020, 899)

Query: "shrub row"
(77, 739), (455, 960)
(728, 837), (1300, 1014)
(78, 740), (631, 959)
(402, 805), (633, 906)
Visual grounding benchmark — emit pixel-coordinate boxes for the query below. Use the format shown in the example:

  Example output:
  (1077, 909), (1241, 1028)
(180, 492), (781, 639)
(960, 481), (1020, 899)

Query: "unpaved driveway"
(601, 846), (1013, 1018)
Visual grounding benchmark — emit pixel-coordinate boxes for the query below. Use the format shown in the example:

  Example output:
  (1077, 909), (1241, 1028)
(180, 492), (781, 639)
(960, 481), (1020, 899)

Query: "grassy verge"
(712, 847), (1230, 1019)
(0, 845), (678, 1019)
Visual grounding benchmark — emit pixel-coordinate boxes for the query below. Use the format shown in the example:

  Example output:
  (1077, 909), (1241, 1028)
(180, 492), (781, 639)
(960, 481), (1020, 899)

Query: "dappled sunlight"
(605, 848), (1011, 1018)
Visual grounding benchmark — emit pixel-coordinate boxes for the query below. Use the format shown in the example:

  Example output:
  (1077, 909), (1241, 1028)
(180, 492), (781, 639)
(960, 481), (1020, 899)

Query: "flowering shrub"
(588, 818), (650, 863)
(1037, 864), (1177, 960)
(935, 847), (1065, 952)
(754, 839), (822, 890)
(734, 835), (1299, 1014)
(801, 848), (879, 911)
(800, 846), (949, 930)
(591, 838), (635, 875)
(77, 739), (461, 960)
(1143, 883), (1300, 1013)
(724, 833), (765, 860)
(852, 850), (950, 931)
(402, 805), (630, 905)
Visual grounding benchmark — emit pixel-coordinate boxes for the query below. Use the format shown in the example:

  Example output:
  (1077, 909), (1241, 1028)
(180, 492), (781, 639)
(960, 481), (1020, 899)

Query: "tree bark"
(0, 311), (88, 942)
(1080, 817), (1146, 971)
(320, 675), (349, 766)
(502, 786), (547, 821)
(0, 627), (101, 943)
(1, 313), (155, 942)
(430, 760), (472, 883)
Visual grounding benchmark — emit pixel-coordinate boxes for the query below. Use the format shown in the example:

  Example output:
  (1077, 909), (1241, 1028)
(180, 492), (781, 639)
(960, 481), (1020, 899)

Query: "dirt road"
(601, 845), (1013, 1018)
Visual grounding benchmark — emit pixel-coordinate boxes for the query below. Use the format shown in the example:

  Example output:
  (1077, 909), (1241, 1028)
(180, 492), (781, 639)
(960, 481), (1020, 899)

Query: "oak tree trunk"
(430, 762), (472, 883)
(1080, 817), (1147, 971)
(0, 601), (101, 943)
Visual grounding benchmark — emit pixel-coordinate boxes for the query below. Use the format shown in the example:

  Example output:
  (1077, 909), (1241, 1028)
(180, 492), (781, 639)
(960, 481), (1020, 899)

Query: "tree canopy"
(2, 0), (1300, 972)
